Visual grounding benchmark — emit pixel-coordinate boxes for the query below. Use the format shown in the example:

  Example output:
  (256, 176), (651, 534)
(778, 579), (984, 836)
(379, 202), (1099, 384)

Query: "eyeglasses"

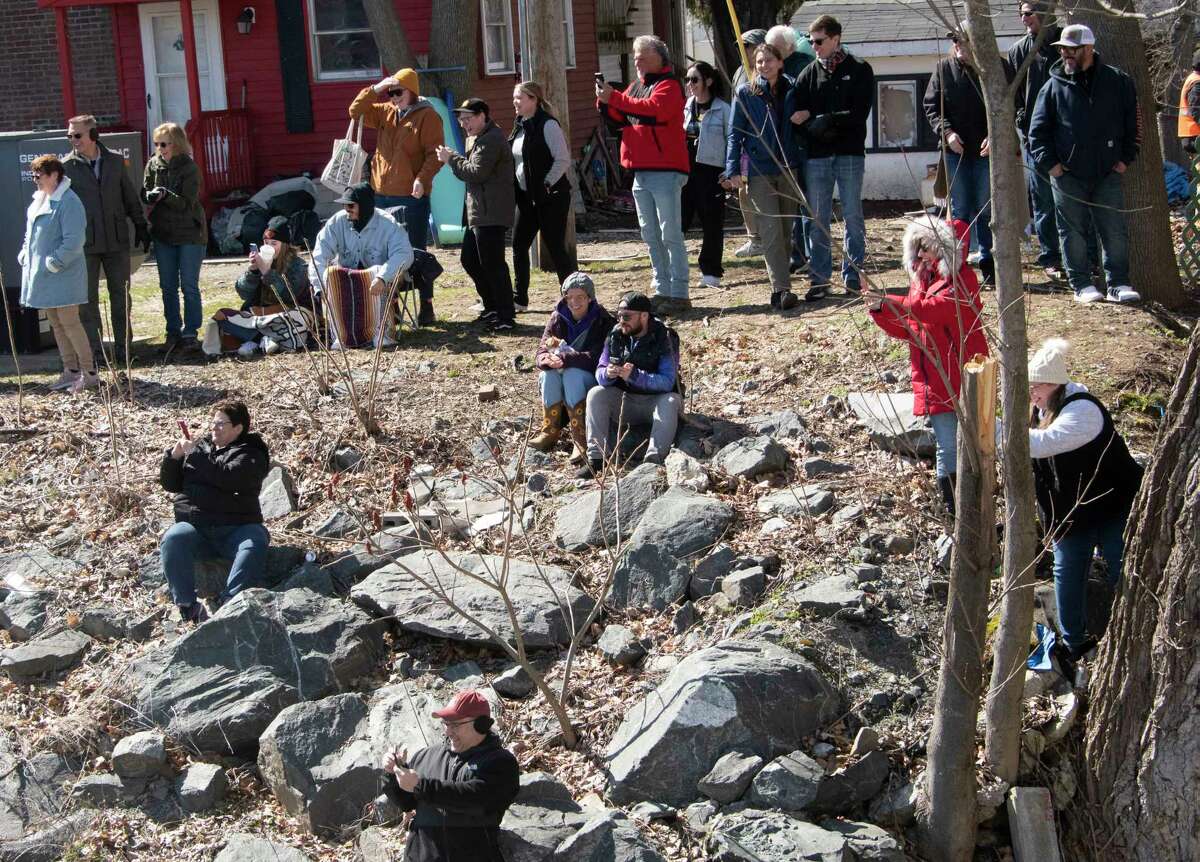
(810, 36), (827, 46)
(154, 141), (171, 148)
(31, 172), (43, 179)
(212, 420), (230, 429)
(441, 718), (475, 729)
(66, 133), (84, 140)
(685, 75), (702, 83)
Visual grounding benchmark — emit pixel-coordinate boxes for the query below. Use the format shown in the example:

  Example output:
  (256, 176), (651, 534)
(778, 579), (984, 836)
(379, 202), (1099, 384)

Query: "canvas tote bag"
(320, 119), (367, 194)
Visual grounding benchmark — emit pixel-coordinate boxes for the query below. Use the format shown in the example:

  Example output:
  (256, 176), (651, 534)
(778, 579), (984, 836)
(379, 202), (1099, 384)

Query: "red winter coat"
(599, 67), (690, 174)
(870, 219), (988, 416)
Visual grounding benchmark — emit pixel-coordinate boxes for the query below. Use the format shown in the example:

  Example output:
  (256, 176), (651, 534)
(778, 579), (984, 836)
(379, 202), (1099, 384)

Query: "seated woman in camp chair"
(202, 216), (318, 356)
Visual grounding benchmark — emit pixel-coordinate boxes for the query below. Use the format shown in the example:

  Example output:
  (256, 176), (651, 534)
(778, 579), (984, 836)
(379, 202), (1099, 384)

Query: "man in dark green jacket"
(62, 114), (149, 363)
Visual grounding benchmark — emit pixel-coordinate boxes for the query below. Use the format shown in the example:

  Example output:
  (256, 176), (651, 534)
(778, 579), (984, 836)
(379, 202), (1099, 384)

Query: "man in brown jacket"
(349, 68), (443, 250)
(437, 99), (516, 332)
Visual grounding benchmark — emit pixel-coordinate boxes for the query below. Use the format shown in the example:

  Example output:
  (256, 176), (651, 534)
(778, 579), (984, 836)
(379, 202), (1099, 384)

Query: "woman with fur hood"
(869, 218), (988, 513)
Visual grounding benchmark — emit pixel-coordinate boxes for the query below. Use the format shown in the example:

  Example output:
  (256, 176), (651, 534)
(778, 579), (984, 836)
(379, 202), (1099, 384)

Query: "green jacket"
(142, 153), (207, 246)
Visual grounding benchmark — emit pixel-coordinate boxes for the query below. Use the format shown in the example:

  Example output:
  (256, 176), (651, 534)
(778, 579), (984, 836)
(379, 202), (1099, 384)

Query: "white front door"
(139, 0), (227, 146)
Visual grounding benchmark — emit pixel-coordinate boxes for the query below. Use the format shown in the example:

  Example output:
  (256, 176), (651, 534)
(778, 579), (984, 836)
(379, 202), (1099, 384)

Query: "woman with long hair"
(509, 81), (576, 311)
(143, 122), (207, 354)
(723, 44), (801, 310)
(681, 61), (732, 290)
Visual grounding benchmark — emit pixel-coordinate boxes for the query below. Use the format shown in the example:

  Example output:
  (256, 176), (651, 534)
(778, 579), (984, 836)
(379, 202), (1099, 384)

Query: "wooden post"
(55, 7), (76, 118)
(920, 354), (997, 862)
(177, 0), (204, 125)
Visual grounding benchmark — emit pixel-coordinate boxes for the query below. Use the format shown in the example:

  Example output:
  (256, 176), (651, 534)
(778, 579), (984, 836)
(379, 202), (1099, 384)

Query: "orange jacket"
(1179, 71), (1200, 138)
(349, 88), (445, 197)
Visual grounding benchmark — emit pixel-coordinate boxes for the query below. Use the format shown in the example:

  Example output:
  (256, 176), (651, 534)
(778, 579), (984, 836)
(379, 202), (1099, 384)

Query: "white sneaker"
(48, 370), (79, 391)
(1106, 285), (1141, 304)
(1074, 286), (1104, 304)
(261, 336), (281, 355)
(68, 372), (99, 393)
(699, 274), (721, 289)
(734, 240), (762, 258)
(967, 250), (983, 265)
(237, 341), (258, 357)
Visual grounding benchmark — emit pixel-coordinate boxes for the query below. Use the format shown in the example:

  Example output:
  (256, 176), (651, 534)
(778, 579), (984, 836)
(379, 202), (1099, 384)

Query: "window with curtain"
(308, 0), (380, 80)
(483, 0), (515, 74)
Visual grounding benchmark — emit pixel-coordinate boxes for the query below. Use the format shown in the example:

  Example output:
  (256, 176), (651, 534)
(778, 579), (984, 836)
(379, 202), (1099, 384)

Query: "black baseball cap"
(452, 97), (489, 115)
(617, 292), (653, 313)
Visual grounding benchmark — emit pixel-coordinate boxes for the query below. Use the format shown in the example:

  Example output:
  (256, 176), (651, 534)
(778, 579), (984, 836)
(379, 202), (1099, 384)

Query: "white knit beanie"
(1028, 338), (1071, 385)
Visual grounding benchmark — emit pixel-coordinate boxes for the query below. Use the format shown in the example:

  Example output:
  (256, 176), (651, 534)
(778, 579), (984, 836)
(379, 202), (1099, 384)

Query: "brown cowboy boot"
(566, 402), (588, 465)
(529, 403), (566, 452)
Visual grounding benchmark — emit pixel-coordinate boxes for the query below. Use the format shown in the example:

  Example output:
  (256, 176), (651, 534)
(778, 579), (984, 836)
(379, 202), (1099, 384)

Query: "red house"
(35, 0), (641, 207)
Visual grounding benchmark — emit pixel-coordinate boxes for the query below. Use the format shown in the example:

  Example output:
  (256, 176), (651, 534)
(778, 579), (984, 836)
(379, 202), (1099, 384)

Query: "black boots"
(938, 473), (957, 518)
(418, 300), (436, 326)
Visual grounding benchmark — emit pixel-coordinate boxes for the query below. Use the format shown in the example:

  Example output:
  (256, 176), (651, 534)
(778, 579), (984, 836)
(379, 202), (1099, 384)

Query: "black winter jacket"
(1029, 56), (1139, 182)
(159, 432), (270, 526)
(923, 57), (988, 157)
(791, 53), (875, 158)
(381, 735), (519, 862)
(1008, 25), (1061, 138)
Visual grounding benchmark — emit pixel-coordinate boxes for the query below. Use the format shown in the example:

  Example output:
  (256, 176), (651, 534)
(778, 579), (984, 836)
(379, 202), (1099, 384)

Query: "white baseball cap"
(1053, 24), (1095, 48)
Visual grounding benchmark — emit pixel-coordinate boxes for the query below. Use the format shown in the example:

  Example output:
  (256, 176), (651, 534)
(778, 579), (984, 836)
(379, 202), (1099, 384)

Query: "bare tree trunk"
(427, 0), (476, 101)
(361, 0), (419, 72)
(964, 2), (1041, 787)
(1078, 1), (1186, 306)
(1083, 325), (1200, 861)
(919, 356), (998, 862)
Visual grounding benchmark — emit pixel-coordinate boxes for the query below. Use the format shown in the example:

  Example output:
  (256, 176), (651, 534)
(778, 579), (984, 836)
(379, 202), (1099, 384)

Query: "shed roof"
(791, 0), (1026, 45)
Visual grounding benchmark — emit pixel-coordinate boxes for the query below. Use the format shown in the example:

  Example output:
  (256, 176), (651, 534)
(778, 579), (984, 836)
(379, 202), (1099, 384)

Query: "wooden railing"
(186, 109), (253, 212)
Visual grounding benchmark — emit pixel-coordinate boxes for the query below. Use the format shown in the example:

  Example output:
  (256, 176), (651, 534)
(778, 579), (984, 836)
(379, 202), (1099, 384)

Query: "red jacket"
(870, 219), (989, 416)
(599, 68), (690, 174)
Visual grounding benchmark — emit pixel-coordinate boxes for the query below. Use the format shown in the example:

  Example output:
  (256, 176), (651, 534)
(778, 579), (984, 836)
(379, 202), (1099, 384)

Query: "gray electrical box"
(0, 129), (146, 353)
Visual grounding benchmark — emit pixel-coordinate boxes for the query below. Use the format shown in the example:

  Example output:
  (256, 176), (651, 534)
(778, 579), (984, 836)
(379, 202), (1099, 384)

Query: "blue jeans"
(156, 242), (205, 339)
(1023, 142), (1061, 266)
(1052, 511), (1128, 652)
(944, 152), (992, 261)
(376, 193), (430, 250)
(804, 156), (866, 286)
(1051, 171), (1130, 293)
(631, 171), (689, 299)
(928, 411), (958, 479)
(540, 367), (594, 408)
(161, 521), (270, 605)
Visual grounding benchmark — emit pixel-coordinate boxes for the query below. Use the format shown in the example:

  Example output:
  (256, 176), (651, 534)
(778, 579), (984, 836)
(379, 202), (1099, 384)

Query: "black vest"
(605, 318), (676, 394)
(1032, 392), (1143, 536)
(510, 108), (568, 204)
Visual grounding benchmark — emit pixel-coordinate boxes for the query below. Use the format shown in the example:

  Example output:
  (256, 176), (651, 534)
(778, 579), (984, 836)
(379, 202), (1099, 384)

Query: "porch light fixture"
(236, 6), (255, 35)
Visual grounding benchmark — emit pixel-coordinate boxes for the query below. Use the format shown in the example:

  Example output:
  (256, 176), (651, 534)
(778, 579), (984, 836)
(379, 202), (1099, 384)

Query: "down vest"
(869, 219), (989, 416)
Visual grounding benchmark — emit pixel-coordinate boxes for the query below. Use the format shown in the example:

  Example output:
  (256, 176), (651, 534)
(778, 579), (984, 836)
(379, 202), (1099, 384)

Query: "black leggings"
(462, 225), (514, 322)
(512, 183), (576, 302)
(681, 162), (726, 278)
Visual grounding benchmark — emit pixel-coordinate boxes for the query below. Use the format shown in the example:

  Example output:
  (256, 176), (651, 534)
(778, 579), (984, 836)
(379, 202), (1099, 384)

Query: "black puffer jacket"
(159, 432), (270, 526)
(381, 734), (520, 862)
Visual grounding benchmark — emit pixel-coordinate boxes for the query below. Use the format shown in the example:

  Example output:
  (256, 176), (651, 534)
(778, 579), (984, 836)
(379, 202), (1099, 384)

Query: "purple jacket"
(534, 298), (615, 373)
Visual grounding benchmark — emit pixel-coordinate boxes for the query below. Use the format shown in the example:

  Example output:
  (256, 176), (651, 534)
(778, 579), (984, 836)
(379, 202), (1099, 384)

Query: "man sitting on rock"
(381, 689), (519, 861)
(578, 291), (683, 478)
(158, 400), (271, 623)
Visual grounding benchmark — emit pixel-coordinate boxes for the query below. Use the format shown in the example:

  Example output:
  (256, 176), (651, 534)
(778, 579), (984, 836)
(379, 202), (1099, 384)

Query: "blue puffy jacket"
(1029, 56), (1139, 183)
(726, 74), (801, 179)
(19, 177), (87, 309)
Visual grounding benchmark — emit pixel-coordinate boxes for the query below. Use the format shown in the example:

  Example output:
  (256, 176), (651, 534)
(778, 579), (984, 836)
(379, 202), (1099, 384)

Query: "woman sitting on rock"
(868, 217), (988, 515)
(529, 272), (615, 463)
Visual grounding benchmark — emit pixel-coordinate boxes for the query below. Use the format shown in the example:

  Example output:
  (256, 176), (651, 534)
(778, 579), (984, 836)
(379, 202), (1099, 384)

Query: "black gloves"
(135, 224), (151, 253)
(806, 113), (837, 142)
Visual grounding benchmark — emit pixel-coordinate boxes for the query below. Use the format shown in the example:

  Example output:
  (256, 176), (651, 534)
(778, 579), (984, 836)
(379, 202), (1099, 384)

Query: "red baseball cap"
(432, 689), (491, 721)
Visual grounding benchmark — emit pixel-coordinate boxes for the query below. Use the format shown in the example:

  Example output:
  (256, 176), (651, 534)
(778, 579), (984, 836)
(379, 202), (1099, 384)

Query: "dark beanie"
(264, 215), (291, 244)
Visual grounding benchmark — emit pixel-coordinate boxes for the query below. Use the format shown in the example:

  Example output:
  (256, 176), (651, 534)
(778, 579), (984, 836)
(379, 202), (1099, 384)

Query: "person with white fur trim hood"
(1023, 337), (1143, 667)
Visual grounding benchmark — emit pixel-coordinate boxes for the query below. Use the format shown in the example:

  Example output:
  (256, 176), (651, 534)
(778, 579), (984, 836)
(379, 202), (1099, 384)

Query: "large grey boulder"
(709, 809), (853, 861)
(501, 800), (589, 862)
(698, 749), (764, 803)
(0, 810), (96, 862)
(351, 551), (594, 648)
(0, 593), (50, 642)
(747, 751), (824, 811)
(553, 464), (665, 551)
(551, 810), (667, 861)
(257, 686), (445, 836)
(0, 750), (80, 840)
(322, 525), (425, 587)
(620, 488), (735, 562)
(758, 487), (836, 519)
(131, 588), (385, 755)
(846, 392), (935, 458)
(259, 465), (298, 520)
(214, 834), (314, 862)
(610, 544), (692, 611)
(818, 819), (905, 861)
(792, 576), (866, 616)
(606, 639), (839, 807)
(112, 731), (166, 778)
(0, 629), (91, 679)
(712, 437), (789, 479)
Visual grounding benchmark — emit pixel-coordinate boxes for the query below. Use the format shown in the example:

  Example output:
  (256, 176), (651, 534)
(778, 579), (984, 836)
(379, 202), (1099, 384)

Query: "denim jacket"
(726, 75), (800, 178)
(684, 96), (732, 169)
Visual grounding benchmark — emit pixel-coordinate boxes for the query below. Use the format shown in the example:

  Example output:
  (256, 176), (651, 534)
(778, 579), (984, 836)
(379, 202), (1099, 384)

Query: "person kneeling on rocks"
(578, 291), (682, 478)
(381, 689), (519, 861)
(158, 400), (271, 623)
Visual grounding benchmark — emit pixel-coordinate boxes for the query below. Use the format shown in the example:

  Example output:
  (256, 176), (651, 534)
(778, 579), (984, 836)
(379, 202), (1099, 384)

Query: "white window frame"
(307, 0), (382, 82)
(482, 0), (516, 75)
(562, 0), (576, 69)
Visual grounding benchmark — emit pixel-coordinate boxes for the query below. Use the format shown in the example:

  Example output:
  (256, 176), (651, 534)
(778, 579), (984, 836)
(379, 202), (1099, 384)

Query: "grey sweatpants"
(585, 385), (682, 461)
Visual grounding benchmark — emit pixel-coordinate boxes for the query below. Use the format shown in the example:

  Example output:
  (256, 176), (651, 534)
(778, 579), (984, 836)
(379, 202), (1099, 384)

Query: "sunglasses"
(32, 172), (43, 179)
(387, 89), (405, 97)
(810, 36), (827, 46)
(1058, 45), (1082, 54)
(154, 141), (171, 148)
(66, 133), (84, 140)
(1019, 10), (1036, 17)
(685, 75), (702, 83)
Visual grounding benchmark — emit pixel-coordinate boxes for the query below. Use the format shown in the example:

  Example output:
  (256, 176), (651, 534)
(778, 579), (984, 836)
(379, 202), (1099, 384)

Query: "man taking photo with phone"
(380, 689), (519, 861)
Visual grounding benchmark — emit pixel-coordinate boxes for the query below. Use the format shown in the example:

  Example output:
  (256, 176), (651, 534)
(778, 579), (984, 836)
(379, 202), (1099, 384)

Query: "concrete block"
(1007, 786), (1062, 862)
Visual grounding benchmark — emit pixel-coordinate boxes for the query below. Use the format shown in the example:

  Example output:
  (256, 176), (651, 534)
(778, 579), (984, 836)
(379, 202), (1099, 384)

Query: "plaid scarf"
(819, 49), (847, 73)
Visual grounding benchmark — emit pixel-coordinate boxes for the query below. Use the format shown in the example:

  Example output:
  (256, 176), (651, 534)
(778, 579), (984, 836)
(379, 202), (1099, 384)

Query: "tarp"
(426, 95), (466, 246)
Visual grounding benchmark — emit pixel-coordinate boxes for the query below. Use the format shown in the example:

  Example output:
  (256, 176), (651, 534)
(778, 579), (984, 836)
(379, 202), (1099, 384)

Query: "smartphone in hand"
(249, 243), (259, 254)
(594, 72), (605, 84)
(178, 420), (191, 440)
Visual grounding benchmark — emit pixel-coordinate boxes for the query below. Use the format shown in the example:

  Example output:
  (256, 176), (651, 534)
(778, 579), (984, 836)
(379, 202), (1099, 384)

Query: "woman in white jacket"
(681, 61), (732, 290)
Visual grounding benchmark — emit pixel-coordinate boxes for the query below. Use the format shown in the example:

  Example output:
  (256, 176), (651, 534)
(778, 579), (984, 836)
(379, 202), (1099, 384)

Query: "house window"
(869, 74), (941, 153)
(308, 0), (381, 81)
(482, 0), (515, 75)
(562, 0), (576, 69)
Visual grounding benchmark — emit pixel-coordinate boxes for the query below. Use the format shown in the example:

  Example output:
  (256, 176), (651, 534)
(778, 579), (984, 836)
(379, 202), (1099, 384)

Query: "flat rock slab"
(818, 819), (906, 861)
(0, 810), (96, 862)
(605, 639), (839, 807)
(711, 436), (789, 479)
(215, 834), (314, 862)
(620, 487), (735, 562)
(501, 799), (589, 862)
(699, 749), (764, 803)
(259, 465), (298, 521)
(748, 750), (824, 811)
(0, 593), (50, 642)
(553, 463), (665, 551)
(610, 543), (692, 611)
(747, 410), (809, 440)
(0, 628), (91, 679)
(847, 392), (936, 458)
(758, 488), (836, 519)
(792, 576), (866, 615)
(351, 551), (595, 648)
(0, 549), (81, 586)
(552, 810), (667, 861)
(131, 588), (386, 755)
(709, 809), (854, 862)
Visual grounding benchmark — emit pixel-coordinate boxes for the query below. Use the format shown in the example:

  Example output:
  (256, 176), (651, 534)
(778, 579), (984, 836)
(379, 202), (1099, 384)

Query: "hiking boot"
(843, 279), (862, 295)
(566, 402), (588, 465)
(574, 458), (603, 480)
(529, 403), (566, 452)
(776, 290), (799, 311)
(790, 259), (810, 275)
(979, 258), (995, 287)
(769, 291), (781, 309)
(159, 336), (181, 355)
(178, 601), (209, 624)
(669, 298), (692, 313)
(804, 284), (829, 302)
(418, 300), (436, 326)
(650, 294), (675, 315)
